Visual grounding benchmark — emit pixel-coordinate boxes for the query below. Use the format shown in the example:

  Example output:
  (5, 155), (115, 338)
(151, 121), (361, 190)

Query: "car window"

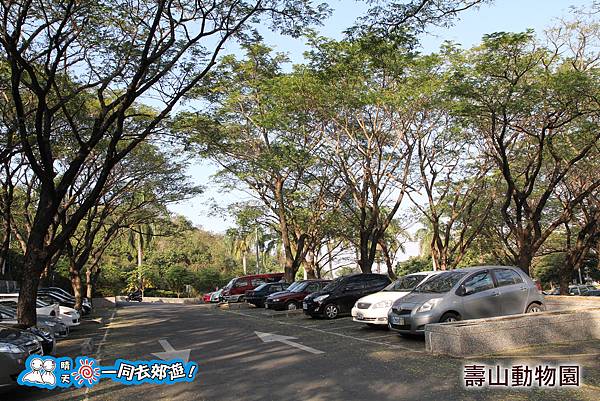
(235, 279), (250, 288)
(345, 282), (365, 291)
(254, 283), (268, 291)
(384, 275), (426, 292)
(322, 277), (344, 292)
(306, 283), (320, 293)
(269, 285), (282, 292)
(493, 269), (523, 286)
(414, 271), (468, 293)
(462, 271), (495, 295)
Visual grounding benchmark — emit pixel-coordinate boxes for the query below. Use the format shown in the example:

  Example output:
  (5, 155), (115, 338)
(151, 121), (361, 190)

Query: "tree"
(449, 30), (600, 275)
(182, 42), (345, 282)
(0, 0), (328, 326)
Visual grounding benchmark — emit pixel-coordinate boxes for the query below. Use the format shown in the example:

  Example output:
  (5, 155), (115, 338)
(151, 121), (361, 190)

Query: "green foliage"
(395, 256), (433, 277)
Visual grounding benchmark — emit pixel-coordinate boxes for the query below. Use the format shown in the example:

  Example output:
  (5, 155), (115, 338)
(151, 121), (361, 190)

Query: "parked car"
(0, 295), (79, 329)
(351, 271), (440, 327)
(266, 280), (330, 311)
(245, 282), (290, 308)
(569, 285), (597, 296)
(585, 289), (600, 296)
(0, 305), (62, 349)
(210, 289), (223, 303)
(202, 292), (213, 303)
(221, 273), (285, 302)
(0, 326), (40, 392)
(37, 288), (91, 314)
(0, 305), (54, 353)
(303, 274), (392, 319)
(388, 266), (545, 335)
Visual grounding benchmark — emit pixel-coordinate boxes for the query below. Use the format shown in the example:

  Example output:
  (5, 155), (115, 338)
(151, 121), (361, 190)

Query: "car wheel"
(286, 301), (298, 311)
(439, 312), (461, 323)
(526, 303), (545, 313)
(238, 296), (244, 303)
(324, 303), (339, 319)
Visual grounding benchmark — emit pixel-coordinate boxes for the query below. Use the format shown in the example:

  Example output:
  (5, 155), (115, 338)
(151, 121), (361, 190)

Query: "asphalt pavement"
(7, 303), (600, 401)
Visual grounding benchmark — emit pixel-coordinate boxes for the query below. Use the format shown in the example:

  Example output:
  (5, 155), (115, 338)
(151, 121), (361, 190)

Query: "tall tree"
(0, 0), (327, 326)
(449, 31), (600, 275)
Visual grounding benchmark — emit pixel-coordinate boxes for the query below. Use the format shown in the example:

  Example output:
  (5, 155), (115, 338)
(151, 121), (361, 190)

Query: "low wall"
(92, 297), (116, 309)
(115, 296), (202, 304)
(425, 308), (600, 357)
(545, 295), (600, 311)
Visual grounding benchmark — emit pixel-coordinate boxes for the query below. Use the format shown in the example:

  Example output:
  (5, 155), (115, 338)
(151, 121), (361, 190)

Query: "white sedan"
(0, 294), (80, 328)
(351, 271), (440, 326)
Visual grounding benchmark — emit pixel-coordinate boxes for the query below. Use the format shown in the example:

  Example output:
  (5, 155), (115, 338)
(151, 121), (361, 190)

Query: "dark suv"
(266, 279), (330, 311)
(245, 282), (290, 308)
(303, 274), (391, 319)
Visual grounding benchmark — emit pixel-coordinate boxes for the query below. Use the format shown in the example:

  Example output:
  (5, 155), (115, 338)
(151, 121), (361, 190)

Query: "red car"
(202, 292), (212, 303)
(221, 273), (285, 302)
(265, 279), (330, 311)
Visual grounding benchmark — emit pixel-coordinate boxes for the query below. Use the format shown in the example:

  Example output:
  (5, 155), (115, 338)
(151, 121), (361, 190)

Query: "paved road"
(7, 304), (600, 400)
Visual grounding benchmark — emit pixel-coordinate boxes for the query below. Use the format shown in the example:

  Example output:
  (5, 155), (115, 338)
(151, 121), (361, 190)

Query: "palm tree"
(227, 228), (253, 275)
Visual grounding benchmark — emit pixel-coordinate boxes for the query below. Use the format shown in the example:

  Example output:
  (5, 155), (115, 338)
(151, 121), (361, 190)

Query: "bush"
(395, 256), (432, 277)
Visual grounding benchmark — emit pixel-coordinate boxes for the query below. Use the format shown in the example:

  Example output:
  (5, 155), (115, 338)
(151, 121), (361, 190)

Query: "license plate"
(303, 302), (308, 310)
(356, 312), (364, 320)
(391, 316), (404, 325)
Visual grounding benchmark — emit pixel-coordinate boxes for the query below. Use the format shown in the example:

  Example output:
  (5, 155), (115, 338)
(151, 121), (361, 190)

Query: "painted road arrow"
(151, 339), (192, 362)
(255, 331), (324, 355)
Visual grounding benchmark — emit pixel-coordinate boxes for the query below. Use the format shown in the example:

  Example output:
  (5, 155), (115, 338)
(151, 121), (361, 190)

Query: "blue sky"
(169, 0), (593, 233)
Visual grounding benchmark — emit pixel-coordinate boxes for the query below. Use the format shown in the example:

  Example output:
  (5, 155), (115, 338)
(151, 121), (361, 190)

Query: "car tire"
(324, 303), (339, 319)
(439, 312), (461, 323)
(238, 296), (245, 303)
(286, 301), (298, 311)
(526, 303), (545, 313)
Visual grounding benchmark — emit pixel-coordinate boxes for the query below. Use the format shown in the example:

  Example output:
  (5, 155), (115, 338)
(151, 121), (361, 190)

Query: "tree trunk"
(242, 253), (247, 275)
(558, 267), (571, 295)
(358, 232), (373, 273)
(86, 267), (93, 305)
(136, 231), (144, 296)
(379, 241), (397, 280)
(69, 260), (83, 312)
(17, 248), (46, 327)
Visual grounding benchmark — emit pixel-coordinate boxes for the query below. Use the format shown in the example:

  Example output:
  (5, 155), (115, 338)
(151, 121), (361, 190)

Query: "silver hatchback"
(388, 266), (545, 334)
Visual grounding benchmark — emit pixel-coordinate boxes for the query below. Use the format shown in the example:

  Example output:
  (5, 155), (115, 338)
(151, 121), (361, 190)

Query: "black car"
(245, 282), (290, 308)
(303, 273), (392, 319)
(0, 326), (40, 392)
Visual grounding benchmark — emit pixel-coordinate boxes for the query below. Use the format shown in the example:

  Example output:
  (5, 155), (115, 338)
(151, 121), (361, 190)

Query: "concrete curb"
(425, 308), (600, 357)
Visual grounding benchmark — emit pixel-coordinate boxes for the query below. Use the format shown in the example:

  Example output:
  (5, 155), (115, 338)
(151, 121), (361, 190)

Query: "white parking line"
(224, 310), (424, 353)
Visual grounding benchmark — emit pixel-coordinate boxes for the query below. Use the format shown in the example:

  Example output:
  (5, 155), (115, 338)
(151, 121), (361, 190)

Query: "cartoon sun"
(72, 358), (101, 386)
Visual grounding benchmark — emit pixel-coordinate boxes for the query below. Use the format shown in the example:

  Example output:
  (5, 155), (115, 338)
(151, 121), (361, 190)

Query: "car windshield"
(413, 271), (468, 293)
(0, 305), (16, 318)
(383, 275), (427, 292)
(254, 283), (268, 291)
(286, 282), (302, 292)
(224, 279), (235, 289)
(321, 277), (344, 292)
(37, 299), (50, 307)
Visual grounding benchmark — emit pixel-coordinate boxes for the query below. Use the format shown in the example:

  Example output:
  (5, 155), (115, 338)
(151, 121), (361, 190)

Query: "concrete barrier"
(545, 295), (600, 311)
(92, 297), (116, 309)
(425, 308), (600, 357)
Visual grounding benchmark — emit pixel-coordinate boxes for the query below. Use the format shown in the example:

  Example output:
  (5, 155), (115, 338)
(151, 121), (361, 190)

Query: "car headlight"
(373, 300), (393, 309)
(272, 298), (282, 302)
(0, 342), (25, 353)
(314, 294), (329, 303)
(417, 298), (442, 313)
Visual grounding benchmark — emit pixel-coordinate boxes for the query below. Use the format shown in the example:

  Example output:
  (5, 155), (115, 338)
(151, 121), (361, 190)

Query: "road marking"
(225, 310), (424, 353)
(152, 339), (192, 363)
(255, 331), (324, 355)
(322, 324), (359, 331)
(84, 310), (116, 401)
(81, 337), (93, 354)
(467, 352), (600, 360)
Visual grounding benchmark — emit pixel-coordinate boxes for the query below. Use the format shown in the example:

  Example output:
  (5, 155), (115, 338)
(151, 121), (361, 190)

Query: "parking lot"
(5, 303), (599, 401)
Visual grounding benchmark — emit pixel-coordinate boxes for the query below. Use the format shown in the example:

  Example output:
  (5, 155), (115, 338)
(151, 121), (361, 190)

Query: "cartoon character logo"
(19, 356), (57, 388)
